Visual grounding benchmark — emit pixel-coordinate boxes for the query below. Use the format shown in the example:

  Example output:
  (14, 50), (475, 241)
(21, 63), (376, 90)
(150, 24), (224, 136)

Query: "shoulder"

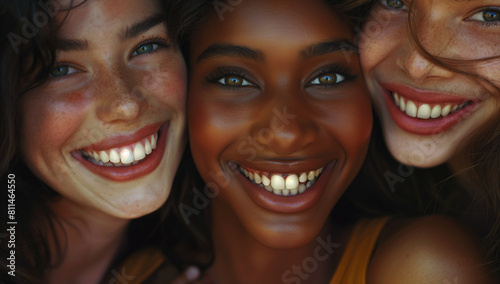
(366, 215), (494, 284)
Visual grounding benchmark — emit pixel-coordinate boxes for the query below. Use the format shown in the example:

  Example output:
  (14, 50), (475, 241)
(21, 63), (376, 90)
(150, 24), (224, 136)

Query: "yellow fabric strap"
(329, 216), (391, 284)
(103, 247), (166, 284)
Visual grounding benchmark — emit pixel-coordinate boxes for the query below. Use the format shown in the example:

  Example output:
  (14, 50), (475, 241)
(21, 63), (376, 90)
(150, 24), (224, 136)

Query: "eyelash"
(49, 37), (170, 80)
(467, 7), (500, 27)
(306, 65), (357, 88)
(205, 66), (257, 90)
(205, 65), (356, 91)
(129, 37), (170, 58)
(378, 0), (408, 12)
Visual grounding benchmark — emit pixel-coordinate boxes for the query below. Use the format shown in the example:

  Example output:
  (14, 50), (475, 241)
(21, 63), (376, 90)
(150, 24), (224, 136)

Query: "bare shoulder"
(366, 215), (494, 284)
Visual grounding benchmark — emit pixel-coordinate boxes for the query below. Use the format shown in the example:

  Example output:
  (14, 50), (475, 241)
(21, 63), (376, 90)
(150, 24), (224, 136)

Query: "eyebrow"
(55, 38), (89, 51)
(120, 14), (165, 41)
(55, 14), (165, 52)
(301, 40), (358, 59)
(196, 44), (265, 63)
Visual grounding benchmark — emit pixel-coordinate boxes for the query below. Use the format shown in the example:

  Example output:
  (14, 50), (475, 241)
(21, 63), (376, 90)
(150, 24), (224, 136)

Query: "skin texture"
(187, 0), (495, 283)
(19, 0), (186, 282)
(188, 0), (371, 283)
(360, 0), (500, 167)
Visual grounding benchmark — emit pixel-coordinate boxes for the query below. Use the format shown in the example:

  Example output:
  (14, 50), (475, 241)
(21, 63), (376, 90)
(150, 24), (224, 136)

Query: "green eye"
(217, 75), (253, 87)
(309, 73), (345, 86)
(132, 43), (158, 56)
(49, 65), (78, 78)
(386, 0), (405, 9)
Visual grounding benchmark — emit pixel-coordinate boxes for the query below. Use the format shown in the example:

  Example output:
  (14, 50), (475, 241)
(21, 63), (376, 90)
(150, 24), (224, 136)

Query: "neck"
(208, 199), (346, 284)
(46, 198), (130, 284)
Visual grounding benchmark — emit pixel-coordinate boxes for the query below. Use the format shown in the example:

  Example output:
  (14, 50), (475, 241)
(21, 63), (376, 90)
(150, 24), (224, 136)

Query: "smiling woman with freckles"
(179, 0), (494, 283)
(343, 0), (500, 274)
(0, 0), (192, 283)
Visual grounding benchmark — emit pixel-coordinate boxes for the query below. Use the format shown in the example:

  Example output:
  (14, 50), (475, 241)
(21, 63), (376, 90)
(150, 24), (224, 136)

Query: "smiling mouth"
(79, 132), (158, 167)
(392, 92), (473, 119)
(238, 165), (324, 197)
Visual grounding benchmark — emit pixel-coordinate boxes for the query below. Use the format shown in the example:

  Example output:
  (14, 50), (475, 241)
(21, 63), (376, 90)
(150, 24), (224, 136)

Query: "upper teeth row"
(393, 92), (468, 119)
(81, 133), (157, 166)
(240, 167), (324, 197)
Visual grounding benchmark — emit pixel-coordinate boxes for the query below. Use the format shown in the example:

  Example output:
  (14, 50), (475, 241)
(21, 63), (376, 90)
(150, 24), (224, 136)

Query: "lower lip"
(384, 91), (477, 135)
(72, 123), (169, 182)
(234, 162), (336, 214)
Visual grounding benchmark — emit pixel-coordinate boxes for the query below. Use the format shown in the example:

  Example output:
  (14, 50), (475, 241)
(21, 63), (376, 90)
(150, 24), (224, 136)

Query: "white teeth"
(81, 132), (159, 167)
(262, 175), (270, 186)
(109, 149), (120, 163)
(240, 167), (324, 197)
(431, 105), (442, 118)
(393, 93), (400, 106)
(417, 104), (431, 119)
(151, 134), (157, 149)
(405, 100), (417, 117)
(120, 148), (134, 164)
(299, 184), (306, 194)
(145, 140), (152, 155)
(399, 97), (406, 111)
(307, 171), (315, 181)
(254, 173), (262, 184)
(285, 175), (299, 189)
(442, 105), (451, 116)
(299, 172), (307, 183)
(392, 93), (470, 120)
(133, 143), (146, 160)
(271, 175), (285, 190)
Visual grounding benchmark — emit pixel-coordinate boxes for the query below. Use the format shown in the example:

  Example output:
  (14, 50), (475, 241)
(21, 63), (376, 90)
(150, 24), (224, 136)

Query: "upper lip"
(381, 83), (481, 104)
(80, 122), (164, 152)
(230, 159), (330, 174)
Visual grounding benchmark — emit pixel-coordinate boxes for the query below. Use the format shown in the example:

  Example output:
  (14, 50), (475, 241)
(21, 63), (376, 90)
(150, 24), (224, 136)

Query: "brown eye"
(385, 0), (405, 9)
(309, 73), (345, 86)
(217, 75), (253, 87)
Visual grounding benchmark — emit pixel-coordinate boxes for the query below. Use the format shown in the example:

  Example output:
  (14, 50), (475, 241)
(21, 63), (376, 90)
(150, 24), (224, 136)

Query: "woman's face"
(20, 0), (186, 218)
(361, 0), (500, 167)
(188, 0), (372, 248)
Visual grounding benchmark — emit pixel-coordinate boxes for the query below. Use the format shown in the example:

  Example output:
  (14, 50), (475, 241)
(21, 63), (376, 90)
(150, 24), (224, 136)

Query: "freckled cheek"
(20, 92), (91, 159)
(146, 59), (188, 108)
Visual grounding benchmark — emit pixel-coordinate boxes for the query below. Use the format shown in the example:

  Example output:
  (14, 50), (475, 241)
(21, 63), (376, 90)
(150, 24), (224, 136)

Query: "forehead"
(54, 0), (161, 39)
(193, 0), (353, 48)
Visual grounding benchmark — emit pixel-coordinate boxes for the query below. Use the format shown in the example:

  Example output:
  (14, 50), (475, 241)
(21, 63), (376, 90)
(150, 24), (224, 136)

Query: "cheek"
(145, 54), (187, 111)
(20, 90), (91, 176)
(329, 94), (372, 159)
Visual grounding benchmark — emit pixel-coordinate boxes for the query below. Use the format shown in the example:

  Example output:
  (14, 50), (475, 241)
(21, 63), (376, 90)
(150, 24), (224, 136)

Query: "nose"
(96, 68), (148, 123)
(251, 98), (318, 156)
(396, 46), (454, 82)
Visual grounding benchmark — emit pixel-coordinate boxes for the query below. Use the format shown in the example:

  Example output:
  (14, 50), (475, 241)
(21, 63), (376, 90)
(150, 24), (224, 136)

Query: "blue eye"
(132, 43), (159, 56)
(49, 65), (78, 77)
(217, 75), (254, 87)
(309, 73), (345, 86)
(469, 8), (500, 23)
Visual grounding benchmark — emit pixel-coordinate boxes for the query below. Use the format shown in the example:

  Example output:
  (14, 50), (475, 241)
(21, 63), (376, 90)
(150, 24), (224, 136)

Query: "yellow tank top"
(329, 216), (391, 284)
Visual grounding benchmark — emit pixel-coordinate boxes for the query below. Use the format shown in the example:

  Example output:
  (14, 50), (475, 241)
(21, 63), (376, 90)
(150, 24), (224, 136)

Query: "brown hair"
(0, 0), (194, 282)
(346, 0), (500, 272)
